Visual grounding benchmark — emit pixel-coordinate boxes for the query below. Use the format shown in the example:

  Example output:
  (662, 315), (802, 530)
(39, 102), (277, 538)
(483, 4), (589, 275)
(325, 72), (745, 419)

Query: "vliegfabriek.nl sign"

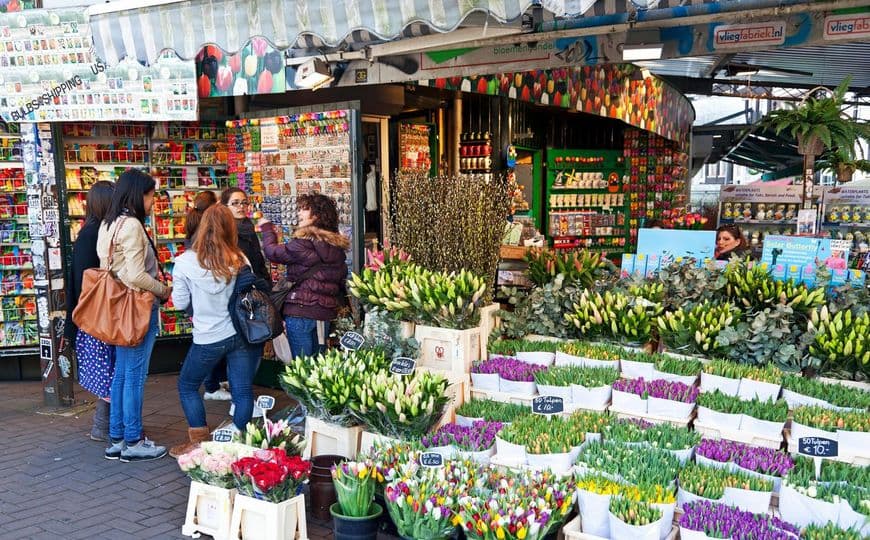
(713, 21), (786, 49)
(824, 13), (870, 41)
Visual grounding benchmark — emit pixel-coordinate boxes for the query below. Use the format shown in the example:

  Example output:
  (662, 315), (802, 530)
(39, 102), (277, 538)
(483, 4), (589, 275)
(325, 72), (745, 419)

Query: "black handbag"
(231, 266), (284, 345)
(269, 264), (322, 310)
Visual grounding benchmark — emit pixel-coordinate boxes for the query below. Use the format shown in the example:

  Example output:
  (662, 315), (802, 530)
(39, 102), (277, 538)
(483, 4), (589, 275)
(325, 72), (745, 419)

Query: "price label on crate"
(212, 429), (234, 443)
(389, 357), (416, 376)
(256, 395), (276, 411)
(340, 331), (365, 351)
(420, 452), (444, 468)
(798, 437), (838, 458)
(532, 396), (564, 415)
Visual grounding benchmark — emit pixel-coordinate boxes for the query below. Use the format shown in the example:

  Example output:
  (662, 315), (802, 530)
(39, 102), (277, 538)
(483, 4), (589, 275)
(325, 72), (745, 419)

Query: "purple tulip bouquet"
(695, 439), (794, 480)
(612, 377), (699, 420)
(679, 500), (799, 540)
(421, 421), (503, 453)
(612, 378), (699, 403)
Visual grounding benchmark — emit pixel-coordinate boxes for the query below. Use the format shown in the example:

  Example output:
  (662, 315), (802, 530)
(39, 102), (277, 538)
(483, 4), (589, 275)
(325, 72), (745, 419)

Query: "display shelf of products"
(398, 122), (434, 174)
(459, 131), (493, 178)
(821, 187), (870, 270)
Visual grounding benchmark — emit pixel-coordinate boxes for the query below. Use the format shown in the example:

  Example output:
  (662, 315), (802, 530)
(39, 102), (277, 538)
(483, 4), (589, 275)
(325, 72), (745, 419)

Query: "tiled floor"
(0, 373), (340, 540)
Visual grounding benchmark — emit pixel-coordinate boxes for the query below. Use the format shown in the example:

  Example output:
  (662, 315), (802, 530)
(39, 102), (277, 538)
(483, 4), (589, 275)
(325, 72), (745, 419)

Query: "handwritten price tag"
(532, 395), (564, 415)
(256, 395), (276, 411)
(212, 429), (234, 443)
(420, 452), (444, 467)
(389, 357), (416, 376)
(340, 331), (365, 351)
(798, 436), (838, 457)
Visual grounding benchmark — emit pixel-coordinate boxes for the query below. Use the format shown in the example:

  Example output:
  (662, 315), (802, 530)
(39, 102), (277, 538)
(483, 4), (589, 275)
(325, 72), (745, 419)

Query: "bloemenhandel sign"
(713, 21), (786, 49)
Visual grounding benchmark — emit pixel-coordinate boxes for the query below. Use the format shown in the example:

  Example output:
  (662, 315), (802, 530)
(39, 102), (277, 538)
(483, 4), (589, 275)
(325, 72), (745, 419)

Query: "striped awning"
(88, 0), (598, 66)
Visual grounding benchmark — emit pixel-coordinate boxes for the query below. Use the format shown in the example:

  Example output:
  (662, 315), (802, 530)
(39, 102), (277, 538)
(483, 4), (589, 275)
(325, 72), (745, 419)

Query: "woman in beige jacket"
(96, 169), (171, 463)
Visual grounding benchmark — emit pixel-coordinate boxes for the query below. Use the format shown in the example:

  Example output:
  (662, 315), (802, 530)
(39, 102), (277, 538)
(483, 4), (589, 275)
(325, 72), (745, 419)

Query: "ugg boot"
(89, 399), (110, 442)
(169, 427), (211, 459)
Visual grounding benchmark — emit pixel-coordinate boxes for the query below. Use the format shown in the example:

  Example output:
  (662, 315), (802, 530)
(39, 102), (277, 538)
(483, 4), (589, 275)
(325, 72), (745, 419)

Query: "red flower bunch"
(231, 448), (311, 503)
(665, 212), (708, 230)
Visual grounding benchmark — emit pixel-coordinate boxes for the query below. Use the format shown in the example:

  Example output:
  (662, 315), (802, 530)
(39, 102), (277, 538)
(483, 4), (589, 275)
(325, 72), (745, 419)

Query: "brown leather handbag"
(72, 217), (155, 347)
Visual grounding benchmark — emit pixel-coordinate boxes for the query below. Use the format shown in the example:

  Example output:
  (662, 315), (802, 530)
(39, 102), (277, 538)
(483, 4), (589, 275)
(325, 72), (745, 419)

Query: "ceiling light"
(295, 58), (334, 90)
(621, 29), (664, 61)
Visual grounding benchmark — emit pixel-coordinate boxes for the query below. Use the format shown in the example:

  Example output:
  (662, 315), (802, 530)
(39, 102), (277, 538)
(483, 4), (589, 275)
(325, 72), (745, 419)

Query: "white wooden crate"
(181, 482), (235, 540)
(303, 416), (363, 460)
(561, 516), (678, 540)
(228, 493), (307, 540)
(415, 324), (481, 373)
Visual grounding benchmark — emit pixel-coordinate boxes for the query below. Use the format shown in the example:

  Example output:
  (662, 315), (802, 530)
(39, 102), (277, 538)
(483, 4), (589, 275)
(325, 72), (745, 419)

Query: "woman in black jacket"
(221, 188), (270, 284)
(64, 180), (115, 441)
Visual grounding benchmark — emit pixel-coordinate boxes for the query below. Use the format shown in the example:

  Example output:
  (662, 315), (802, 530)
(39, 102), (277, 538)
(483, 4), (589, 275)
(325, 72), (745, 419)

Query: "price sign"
(256, 395), (276, 411)
(212, 429), (234, 443)
(420, 452), (444, 468)
(389, 357), (416, 376)
(798, 437), (838, 458)
(340, 331), (365, 351)
(532, 395), (565, 415)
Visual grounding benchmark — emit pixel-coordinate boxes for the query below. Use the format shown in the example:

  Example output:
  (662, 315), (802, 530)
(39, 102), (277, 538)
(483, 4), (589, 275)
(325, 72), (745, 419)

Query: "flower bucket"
(331, 502), (383, 540)
(620, 359), (655, 380)
(611, 389), (647, 415)
(228, 493), (307, 540)
(737, 378), (781, 402)
(455, 414), (483, 428)
(647, 396), (694, 420)
(779, 484), (840, 529)
(458, 446), (495, 465)
(676, 487), (718, 509)
(700, 373), (740, 396)
(781, 389), (830, 410)
(576, 489), (612, 537)
(836, 429), (870, 460)
(498, 378), (537, 396)
(739, 415), (784, 440)
(608, 511), (666, 540)
(696, 406), (741, 430)
(651, 502), (676, 540)
(838, 498), (870, 536)
(571, 384), (611, 410)
(181, 482), (236, 540)
(651, 369), (698, 387)
(721, 486), (773, 514)
(526, 451), (573, 475)
(535, 384), (572, 403)
(470, 372), (500, 392)
(516, 351), (555, 366)
(495, 435), (526, 464)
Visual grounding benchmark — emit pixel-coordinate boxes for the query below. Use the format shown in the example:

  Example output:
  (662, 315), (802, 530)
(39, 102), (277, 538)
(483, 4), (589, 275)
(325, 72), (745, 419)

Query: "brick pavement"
(0, 373), (336, 540)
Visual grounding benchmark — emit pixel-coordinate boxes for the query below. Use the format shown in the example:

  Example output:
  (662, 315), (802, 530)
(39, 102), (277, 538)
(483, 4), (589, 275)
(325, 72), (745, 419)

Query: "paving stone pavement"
(0, 373), (336, 540)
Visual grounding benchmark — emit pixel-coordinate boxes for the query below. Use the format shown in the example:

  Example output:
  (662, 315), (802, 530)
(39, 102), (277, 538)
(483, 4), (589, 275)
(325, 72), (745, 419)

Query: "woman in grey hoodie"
(169, 205), (256, 458)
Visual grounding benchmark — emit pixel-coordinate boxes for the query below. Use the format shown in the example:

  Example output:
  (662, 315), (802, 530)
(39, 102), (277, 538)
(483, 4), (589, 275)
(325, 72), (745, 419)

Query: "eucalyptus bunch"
(715, 305), (805, 370)
(657, 300), (740, 356)
(351, 370), (450, 439)
(655, 260), (727, 311)
(498, 277), (584, 338)
(807, 305), (870, 380)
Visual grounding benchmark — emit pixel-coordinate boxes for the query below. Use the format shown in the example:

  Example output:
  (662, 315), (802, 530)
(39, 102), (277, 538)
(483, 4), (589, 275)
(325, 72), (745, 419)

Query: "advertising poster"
(761, 235), (850, 283)
(195, 40), (285, 98)
(637, 229), (716, 262)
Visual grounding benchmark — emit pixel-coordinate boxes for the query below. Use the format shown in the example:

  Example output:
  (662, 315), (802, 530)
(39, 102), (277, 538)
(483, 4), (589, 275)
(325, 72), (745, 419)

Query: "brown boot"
(169, 427), (211, 459)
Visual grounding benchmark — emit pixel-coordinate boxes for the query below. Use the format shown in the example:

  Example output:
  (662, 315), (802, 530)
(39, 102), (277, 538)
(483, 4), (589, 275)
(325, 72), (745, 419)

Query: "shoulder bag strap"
(106, 216), (127, 268)
(288, 263), (322, 291)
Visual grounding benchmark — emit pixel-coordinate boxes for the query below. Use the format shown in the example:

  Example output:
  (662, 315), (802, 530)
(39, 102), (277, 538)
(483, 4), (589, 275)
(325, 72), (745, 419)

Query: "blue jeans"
(203, 358), (227, 393)
(109, 305), (159, 443)
(177, 334), (256, 430)
(285, 317), (329, 358)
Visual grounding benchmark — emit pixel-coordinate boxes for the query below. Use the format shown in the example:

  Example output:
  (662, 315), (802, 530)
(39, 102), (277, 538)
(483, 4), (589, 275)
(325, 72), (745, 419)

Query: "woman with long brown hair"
(169, 205), (256, 457)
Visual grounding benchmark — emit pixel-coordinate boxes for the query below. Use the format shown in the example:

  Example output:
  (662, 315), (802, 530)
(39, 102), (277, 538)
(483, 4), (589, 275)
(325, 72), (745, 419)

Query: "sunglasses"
(228, 200), (250, 207)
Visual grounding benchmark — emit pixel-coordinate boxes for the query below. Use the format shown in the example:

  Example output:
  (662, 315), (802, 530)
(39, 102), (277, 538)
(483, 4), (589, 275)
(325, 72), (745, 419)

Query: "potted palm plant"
(330, 460), (382, 540)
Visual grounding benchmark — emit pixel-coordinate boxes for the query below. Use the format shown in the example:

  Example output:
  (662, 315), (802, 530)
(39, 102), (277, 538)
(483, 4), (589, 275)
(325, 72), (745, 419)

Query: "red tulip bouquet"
(231, 448), (311, 503)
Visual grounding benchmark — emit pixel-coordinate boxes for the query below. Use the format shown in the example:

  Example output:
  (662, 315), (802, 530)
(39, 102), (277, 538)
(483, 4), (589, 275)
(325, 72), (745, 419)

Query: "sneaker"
(219, 381), (230, 390)
(204, 388), (232, 401)
(105, 439), (125, 460)
(119, 438), (167, 463)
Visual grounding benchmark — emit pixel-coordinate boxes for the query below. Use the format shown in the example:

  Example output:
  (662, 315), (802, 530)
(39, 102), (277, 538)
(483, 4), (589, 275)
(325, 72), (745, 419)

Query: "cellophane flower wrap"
(422, 421), (503, 452)
(231, 448), (311, 503)
(612, 377), (699, 403)
(331, 460), (378, 517)
(178, 441), (256, 488)
(679, 500), (799, 539)
(238, 418), (304, 453)
(351, 369), (450, 439)
(384, 463), (467, 540)
(695, 438), (794, 477)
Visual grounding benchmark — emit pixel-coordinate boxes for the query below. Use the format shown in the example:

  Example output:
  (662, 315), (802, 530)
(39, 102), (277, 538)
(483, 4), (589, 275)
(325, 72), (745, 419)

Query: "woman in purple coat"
(258, 194), (349, 358)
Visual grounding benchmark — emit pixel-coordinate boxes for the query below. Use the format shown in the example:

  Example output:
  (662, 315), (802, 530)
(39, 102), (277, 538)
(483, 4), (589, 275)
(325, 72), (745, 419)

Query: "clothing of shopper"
(64, 181), (116, 442)
(259, 193), (349, 358)
(170, 205), (257, 458)
(183, 191), (232, 401)
(97, 170), (171, 462)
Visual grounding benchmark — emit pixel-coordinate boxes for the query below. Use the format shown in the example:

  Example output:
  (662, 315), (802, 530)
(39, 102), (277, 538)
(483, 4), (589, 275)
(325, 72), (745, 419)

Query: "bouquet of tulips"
(498, 414), (585, 454)
(472, 357), (545, 382)
(332, 460), (379, 517)
(575, 472), (676, 505)
(279, 348), (391, 425)
(679, 500), (800, 539)
(678, 463), (773, 500)
(695, 438), (793, 478)
(781, 374), (870, 410)
(655, 356), (703, 377)
(787, 455), (870, 488)
(558, 341), (623, 361)
(231, 448), (311, 503)
(384, 467), (463, 540)
(803, 523), (865, 540)
(422, 421), (503, 453)
(697, 391), (788, 422)
(703, 359), (782, 383)
(793, 404), (869, 432)
(609, 496), (662, 526)
(612, 377), (699, 403)
(535, 365), (619, 388)
(177, 442), (256, 488)
(362, 440), (421, 492)
(455, 399), (530, 423)
(237, 418), (304, 453)
(351, 369), (450, 439)
(603, 418), (700, 451)
(577, 441), (680, 487)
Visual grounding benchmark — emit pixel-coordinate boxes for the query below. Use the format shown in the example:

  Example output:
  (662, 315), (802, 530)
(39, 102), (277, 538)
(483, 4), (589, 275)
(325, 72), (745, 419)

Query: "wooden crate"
(181, 482), (235, 540)
(359, 431), (402, 457)
(561, 516), (678, 540)
(303, 416), (363, 460)
(609, 407), (695, 429)
(694, 420), (783, 450)
(415, 324), (482, 373)
(479, 303), (501, 356)
(228, 493), (307, 540)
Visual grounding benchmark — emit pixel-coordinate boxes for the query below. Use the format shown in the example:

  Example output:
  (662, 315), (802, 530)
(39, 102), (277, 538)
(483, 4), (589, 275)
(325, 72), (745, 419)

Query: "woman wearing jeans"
(170, 205), (257, 458)
(259, 193), (349, 358)
(97, 170), (171, 462)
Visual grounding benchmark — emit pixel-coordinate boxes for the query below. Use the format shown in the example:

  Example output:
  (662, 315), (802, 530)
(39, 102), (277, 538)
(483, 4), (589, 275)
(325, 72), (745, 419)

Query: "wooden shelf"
(500, 245), (545, 260)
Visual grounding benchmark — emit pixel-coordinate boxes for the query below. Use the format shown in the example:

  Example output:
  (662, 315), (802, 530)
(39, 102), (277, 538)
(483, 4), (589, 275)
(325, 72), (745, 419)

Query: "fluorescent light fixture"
(294, 58), (334, 90)
(621, 29), (663, 61)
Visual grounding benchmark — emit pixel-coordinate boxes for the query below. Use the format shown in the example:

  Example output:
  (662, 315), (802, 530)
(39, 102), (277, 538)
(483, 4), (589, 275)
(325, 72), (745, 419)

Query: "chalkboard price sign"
(532, 395), (565, 415)
(798, 437), (838, 458)
(420, 452), (444, 467)
(212, 429), (234, 443)
(340, 331), (365, 351)
(390, 357), (416, 376)
(256, 395), (276, 411)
